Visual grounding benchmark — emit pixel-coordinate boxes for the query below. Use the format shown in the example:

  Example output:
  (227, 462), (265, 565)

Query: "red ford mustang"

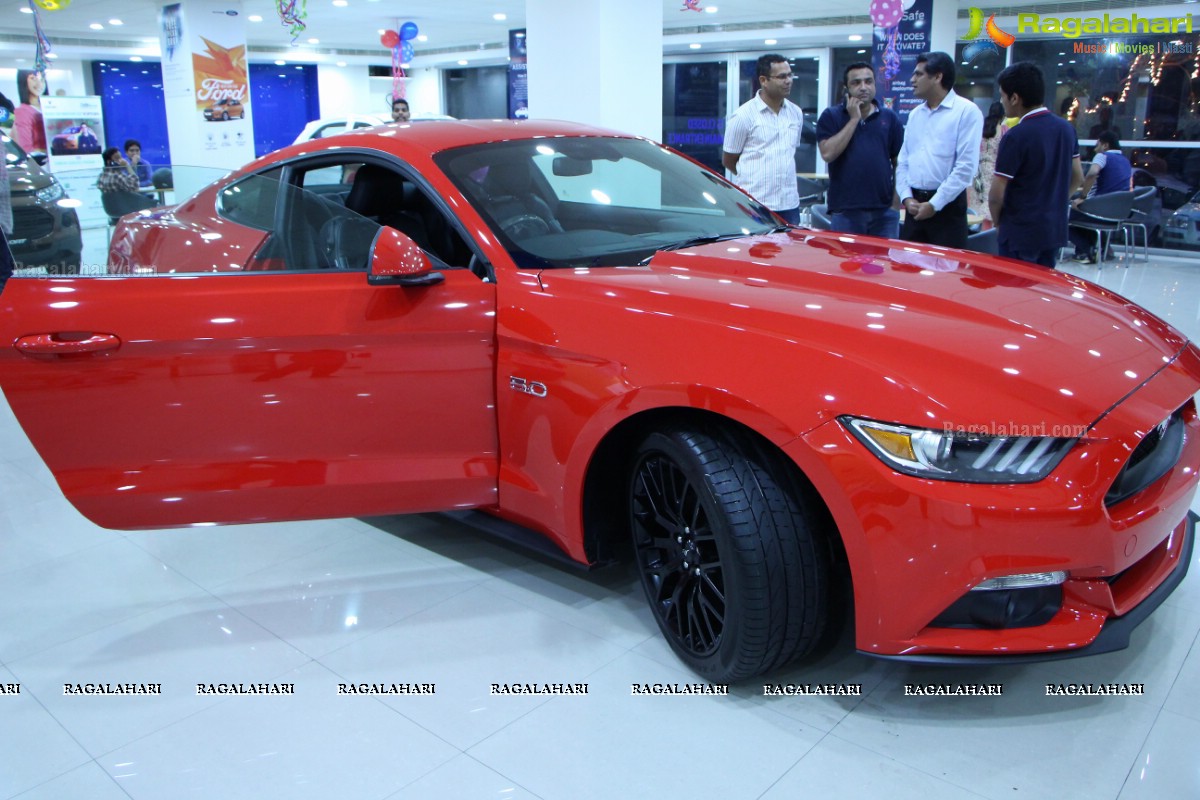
(2, 120), (1196, 682)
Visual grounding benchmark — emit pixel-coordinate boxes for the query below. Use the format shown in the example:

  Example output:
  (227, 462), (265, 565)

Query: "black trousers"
(0, 228), (12, 293)
(901, 189), (969, 249)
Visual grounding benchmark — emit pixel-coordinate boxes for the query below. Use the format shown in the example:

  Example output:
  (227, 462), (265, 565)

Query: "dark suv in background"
(4, 134), (83, 275)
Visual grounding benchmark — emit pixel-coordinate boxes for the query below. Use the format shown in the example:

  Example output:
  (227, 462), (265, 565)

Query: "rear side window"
(217, 167), (283, 230)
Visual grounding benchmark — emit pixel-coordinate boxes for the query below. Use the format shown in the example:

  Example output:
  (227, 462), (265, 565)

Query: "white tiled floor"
(2, 253), (1200, 799)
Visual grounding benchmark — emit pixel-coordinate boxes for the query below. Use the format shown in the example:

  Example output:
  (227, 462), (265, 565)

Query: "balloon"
(381, 30), (399, 48)
(869, 0), (902, 28)
(401, 41), (415, 63)
(400, 21), (419, 41)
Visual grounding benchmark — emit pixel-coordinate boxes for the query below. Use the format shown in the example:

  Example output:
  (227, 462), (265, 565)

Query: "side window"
(219, 158), (481, 273)
(217, 167), (283, 231)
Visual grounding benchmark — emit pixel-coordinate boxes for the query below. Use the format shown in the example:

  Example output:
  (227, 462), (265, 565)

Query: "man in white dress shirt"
(722, 54), (805, 225)
(895, 51), (983, 248)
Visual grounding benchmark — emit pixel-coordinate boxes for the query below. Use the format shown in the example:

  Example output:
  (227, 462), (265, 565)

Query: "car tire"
(628, 425), (832, 683)
(222, 112), (230, 121)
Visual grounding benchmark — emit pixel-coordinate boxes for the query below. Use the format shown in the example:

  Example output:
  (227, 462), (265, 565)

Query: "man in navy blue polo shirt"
(989, 61), (1083, 268)
(816, 62), (904, 238)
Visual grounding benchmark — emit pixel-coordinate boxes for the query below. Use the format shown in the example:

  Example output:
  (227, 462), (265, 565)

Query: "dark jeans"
(1068, 226), (1108, 258)
(831, 207), (900, 239)
(901, 190), (968, 249)
(773, 206), (800, 225)
(0, 228), (12, 293)
(998, 241), (1058, 268)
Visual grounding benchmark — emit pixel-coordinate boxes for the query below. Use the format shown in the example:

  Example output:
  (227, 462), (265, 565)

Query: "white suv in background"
(292, 113), (455, 144)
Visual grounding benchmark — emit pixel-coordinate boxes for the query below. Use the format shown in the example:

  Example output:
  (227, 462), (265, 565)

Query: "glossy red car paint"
(1, 120), (1196, 671)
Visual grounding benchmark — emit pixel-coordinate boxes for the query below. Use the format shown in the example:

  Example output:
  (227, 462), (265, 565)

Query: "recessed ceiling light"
(458, 59), (468, 65)
(275, 59), (286, 65)
(856, 49), (866, 54)
(705, 5), (718, 11)
(19, 5), (30, 12)
(493, 12), (507, 21)
(417, 34), (427, 41)
(46, 52), (57, 59)
(332, 0), (347, 5)
(130, 56), (142, 62)
(848, 34), (862, 41)
(689, 43), (701, 49)
(108, 18), (123, 25)
(764, 39), (777, 45)
(249, 15), (263, 22)
(307, 37), (319, 44)
(89, 23), (103, 30)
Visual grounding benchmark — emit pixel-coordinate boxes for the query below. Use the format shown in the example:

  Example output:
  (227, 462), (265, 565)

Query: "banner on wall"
(158, 0), (253, 194)
(42, 95), (108, 230)
(873, 0), (932, 123)
(508, 29), (528, 119)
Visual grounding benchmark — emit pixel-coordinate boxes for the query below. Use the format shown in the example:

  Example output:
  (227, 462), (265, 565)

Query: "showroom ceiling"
(0, 0), (1118, 64)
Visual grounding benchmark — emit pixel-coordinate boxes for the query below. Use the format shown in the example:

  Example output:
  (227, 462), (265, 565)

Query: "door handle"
(15, 333), (122, 356)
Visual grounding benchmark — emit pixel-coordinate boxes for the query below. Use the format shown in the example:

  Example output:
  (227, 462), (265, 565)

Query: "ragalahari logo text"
(963, 8), (1015, 63)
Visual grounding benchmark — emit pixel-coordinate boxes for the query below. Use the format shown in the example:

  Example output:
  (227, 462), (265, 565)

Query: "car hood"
(6, 159), (54, 194)
(535, 229), (1193, 432)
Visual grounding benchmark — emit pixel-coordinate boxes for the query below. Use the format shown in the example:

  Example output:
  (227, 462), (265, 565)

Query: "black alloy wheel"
(631, 447), (726, 658)
(628, 426), (833, 683)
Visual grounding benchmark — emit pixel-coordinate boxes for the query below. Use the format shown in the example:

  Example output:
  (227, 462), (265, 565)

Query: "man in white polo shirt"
(895, 51), (983, 248)
(722, 53), (804, 224)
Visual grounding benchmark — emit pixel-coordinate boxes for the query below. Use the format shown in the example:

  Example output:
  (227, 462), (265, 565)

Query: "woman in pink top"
(15, 70), (47, 154)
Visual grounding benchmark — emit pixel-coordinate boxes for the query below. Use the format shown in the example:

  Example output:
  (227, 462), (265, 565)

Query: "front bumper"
(788, 346), (1200, 661)
(865, 511), (1194, 664)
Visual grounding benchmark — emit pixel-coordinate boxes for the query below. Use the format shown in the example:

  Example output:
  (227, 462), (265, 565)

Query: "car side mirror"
(367, 227), (444, 286)
(30, 151), (48, 167)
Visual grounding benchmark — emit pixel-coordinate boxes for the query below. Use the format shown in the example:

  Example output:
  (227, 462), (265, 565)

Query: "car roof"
(292, 118), (636, 155)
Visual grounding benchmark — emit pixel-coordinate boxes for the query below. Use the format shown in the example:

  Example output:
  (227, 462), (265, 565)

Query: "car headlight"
(840, 416), (1077, 483)
(35, 182), (64, 203)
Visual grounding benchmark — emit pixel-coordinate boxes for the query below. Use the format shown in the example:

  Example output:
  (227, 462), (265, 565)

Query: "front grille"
(11, 206), (55, 243)
(1105, 406), (1187, 506)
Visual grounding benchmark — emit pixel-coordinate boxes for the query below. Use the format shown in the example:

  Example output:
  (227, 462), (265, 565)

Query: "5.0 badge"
(509, 376), (548, 397)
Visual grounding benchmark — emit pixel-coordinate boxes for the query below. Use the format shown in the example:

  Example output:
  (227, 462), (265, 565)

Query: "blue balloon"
(400, 21), (419, 41)
(401, 41), (415, 62)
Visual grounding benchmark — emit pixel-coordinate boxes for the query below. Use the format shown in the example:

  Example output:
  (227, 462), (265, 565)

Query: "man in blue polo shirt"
(816, 62), (904, 238)
(989, 61), (1083, 268)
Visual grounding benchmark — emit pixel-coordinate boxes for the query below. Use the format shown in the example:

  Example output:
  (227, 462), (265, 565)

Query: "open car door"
(0, 251), (498, 530)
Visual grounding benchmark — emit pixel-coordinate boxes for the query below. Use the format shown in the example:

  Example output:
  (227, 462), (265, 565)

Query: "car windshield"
(435, 136), (779, 268)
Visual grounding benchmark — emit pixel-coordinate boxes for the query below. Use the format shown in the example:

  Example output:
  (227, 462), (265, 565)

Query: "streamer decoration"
(276, 0), (307, 43)
(27, 0), (53, 75)
(869, 0), (903, 83)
